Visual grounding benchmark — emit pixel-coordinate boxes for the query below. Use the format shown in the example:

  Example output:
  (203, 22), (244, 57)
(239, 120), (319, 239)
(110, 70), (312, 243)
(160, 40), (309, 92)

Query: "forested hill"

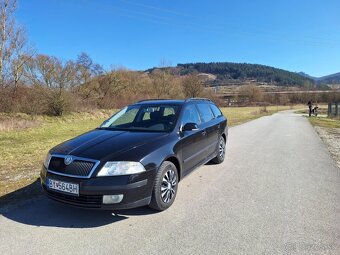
(175, 62), (315, 87)
(317, 72), (340, 85)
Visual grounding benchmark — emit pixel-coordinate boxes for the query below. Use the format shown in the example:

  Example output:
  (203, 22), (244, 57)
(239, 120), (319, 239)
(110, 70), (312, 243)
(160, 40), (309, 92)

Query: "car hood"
(51, 129), (168, 160)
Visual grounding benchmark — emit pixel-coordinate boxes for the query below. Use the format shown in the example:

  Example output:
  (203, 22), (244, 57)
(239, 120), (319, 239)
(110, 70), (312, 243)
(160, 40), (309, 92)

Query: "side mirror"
(182, 122), (199, 132)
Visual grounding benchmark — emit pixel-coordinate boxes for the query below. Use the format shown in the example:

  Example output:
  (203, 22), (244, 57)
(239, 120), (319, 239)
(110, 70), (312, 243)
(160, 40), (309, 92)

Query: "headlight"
(97, 161), (146, 176)
(43, 153), (52, 168)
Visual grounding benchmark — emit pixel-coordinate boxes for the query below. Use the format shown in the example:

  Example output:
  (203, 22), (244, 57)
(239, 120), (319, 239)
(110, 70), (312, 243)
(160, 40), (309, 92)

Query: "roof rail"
(137, 98), (212, 103)
(185, 98), (212, 102)
(137, 98), (171, 103)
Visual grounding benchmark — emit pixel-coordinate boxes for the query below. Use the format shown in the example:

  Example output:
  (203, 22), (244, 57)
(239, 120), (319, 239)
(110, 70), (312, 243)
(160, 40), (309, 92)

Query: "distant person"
(307, 101), (312, 117)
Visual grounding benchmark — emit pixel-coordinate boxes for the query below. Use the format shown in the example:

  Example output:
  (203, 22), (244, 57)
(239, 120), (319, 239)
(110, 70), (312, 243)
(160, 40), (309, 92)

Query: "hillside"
(298, 71), (340, 85)
(148, 62), (315, 87)
(317, 72), (340, 84)
(297, 72), (316, 80)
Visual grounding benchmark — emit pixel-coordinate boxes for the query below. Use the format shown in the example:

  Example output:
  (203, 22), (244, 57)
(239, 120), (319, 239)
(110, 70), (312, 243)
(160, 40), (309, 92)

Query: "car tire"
(149, 161), (178, 211)
(210, 136), (226, 164)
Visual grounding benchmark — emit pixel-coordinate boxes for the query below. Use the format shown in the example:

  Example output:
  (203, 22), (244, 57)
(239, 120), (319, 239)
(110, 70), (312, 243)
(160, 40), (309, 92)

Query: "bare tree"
(100, 69), (125, 100)
(182, 74), (204, 98)
(10, 29), (34, 91)
(24, 55), (57, 87)
(0, 0), (33, 87)
(236, 85), (263, 104)
(76, 52), (103, 85)
(148, 59), (177, 98)
(150, 69), (174, 98)
(23, 54), (78, 115)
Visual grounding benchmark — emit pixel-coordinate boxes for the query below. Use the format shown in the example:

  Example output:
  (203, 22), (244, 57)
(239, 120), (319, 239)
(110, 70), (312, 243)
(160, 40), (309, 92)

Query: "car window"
(109, 107), (139, 126)
(164, 107), (175, 116)
(210, 104), (222, 117)
(181, 104), (201, 125)
(100, 105), (180, 132)
(142, 112), (151, 120)
(142, 106), (160, 120)
(196, 103), (214, 123)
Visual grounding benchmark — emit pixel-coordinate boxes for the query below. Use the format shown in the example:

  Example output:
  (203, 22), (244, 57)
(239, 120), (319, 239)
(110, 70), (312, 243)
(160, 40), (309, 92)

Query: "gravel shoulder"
(314, 126), (340, 169)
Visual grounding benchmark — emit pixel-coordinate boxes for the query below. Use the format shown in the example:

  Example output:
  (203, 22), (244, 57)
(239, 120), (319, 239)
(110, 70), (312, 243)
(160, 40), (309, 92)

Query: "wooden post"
(328, 103), (332, 116)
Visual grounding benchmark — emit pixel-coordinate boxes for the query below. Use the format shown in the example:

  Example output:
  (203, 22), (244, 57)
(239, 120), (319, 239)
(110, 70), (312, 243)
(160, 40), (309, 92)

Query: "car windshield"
(100, 104), (181, 132)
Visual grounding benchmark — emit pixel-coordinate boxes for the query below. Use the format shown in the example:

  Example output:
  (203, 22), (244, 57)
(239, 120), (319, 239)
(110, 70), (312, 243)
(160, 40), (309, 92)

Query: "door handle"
(201, 130), (207, 136)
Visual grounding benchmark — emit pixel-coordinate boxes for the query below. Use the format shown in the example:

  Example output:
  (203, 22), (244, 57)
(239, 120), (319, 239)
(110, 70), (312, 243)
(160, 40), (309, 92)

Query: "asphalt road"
(1, 112), (340, 255)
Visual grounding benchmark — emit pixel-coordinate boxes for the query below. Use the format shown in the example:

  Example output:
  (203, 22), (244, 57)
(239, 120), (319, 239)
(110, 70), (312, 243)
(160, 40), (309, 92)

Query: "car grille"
(45, 188), (103, 208)
(48, 156), (96, 177)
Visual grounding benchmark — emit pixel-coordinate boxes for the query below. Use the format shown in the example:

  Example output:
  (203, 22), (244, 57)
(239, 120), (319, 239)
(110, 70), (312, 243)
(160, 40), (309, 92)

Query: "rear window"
(210, 104), (222, 117)
(196, 103), (214, 123)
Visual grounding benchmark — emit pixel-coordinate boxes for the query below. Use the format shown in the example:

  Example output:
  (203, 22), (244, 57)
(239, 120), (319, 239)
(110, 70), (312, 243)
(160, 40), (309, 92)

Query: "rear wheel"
(149, 161), (178, 211)
(210, 136), (226, 164)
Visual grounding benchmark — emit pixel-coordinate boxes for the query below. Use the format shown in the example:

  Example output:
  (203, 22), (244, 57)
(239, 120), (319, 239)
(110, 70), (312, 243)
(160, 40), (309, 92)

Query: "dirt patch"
(314, 126), (340, 169)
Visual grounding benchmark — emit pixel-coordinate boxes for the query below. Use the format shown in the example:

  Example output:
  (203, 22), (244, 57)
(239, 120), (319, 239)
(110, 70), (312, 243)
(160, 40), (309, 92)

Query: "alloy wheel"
(161, 168), (177, 203)
(219, 138), (225, 160)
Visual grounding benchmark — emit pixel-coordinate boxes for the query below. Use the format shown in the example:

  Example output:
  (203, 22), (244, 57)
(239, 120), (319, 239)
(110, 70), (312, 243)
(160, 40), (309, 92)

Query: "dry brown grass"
(0, 116), (41, 131)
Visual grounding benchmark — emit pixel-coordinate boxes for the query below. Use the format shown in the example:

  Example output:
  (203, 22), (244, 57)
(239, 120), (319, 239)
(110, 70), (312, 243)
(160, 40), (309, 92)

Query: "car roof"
(134, 99), (184, 105)
(133, 98), (213, 106)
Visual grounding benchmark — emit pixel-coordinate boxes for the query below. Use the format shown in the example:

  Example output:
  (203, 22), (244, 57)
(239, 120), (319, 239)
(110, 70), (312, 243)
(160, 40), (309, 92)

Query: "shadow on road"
(0, 180), (156, 229)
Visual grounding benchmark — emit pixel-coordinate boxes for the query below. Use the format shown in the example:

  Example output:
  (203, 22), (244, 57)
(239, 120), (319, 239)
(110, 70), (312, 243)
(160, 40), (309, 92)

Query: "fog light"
(103, 194), (123, 204)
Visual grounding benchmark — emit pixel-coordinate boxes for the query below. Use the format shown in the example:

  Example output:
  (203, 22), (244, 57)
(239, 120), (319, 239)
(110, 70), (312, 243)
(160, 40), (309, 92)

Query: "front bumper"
(40, 166), (155, 210)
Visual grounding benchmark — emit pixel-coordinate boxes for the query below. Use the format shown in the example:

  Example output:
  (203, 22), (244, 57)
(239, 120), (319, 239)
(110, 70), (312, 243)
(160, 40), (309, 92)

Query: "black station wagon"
(41, 98), (228, 211)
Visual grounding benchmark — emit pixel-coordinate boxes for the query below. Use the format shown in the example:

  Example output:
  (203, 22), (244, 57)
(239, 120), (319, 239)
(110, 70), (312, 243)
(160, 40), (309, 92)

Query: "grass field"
(308, 116), (340, 128)
(0, 105), (302, 197)
(221, 105), (301, 126)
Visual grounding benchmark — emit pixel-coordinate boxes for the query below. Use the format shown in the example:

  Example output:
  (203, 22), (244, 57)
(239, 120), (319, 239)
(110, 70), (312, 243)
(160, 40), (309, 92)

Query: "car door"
(179, 104), (207, 173)
(195, 103), (220, 159)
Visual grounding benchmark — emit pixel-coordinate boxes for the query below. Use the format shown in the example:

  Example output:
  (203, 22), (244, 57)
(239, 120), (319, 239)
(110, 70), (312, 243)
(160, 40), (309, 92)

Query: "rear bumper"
(40, 166), (155, 210)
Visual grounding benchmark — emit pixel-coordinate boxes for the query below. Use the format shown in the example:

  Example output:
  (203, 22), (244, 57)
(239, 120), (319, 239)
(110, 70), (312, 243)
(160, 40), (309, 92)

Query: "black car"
(41, 98), (228, 211)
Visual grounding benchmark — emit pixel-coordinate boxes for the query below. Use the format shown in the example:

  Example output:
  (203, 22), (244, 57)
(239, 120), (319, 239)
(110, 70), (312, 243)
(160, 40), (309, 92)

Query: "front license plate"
(47, 178), (79, 196)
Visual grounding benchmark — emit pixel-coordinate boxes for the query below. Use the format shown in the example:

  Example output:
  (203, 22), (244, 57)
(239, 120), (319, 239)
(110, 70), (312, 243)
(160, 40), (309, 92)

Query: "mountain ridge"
(148, 62), (339, 87)
(148, 62), (315, 87)
(298, 71), (340, 84)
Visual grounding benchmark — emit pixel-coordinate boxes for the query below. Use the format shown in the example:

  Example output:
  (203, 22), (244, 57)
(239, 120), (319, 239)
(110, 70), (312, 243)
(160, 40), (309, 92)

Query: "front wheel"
(149, 161), (178, 211)
(210, 136), (226, 164)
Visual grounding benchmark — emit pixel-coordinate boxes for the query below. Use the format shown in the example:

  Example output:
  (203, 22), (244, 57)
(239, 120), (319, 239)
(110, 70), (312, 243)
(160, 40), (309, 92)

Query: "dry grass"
(0, 114), (41, 131)
(308, 117), (340, 129)
(221, 105), (303, 126)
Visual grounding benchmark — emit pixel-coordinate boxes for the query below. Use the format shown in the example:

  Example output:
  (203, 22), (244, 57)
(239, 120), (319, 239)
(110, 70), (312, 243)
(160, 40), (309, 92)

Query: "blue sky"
(16, 0), (340, 77)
